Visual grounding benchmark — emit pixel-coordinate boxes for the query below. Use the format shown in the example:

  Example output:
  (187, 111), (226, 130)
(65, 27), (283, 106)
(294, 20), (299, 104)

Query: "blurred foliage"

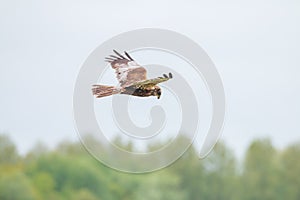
(0, 134), (300, 200)
(0, 134), (19, 165)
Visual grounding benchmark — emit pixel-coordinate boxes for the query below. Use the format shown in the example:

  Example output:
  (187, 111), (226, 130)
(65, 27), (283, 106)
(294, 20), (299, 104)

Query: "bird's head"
(153, 86), (161, 99)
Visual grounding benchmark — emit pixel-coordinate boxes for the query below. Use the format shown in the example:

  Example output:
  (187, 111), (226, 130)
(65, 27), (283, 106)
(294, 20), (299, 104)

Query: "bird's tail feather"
(92, 85), (119, 98)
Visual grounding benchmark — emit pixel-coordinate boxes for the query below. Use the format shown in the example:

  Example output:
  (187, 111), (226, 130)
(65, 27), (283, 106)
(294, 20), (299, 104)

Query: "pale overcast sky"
(0, 0), (299, 157)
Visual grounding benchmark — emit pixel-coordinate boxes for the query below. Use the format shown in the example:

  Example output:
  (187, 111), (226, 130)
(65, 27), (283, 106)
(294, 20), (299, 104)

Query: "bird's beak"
(157, 95), (161, 99)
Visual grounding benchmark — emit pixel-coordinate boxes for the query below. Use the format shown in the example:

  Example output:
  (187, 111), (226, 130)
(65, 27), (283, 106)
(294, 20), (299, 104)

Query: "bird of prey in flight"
(92, 50), (173, 99)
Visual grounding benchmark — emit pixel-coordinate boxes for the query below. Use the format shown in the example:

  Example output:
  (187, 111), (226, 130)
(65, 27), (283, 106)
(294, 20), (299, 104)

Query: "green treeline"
(0, 134), (300, 200)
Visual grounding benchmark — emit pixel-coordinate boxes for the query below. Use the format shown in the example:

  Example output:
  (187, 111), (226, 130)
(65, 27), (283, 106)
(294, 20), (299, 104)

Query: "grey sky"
(0, 0), (299, 157)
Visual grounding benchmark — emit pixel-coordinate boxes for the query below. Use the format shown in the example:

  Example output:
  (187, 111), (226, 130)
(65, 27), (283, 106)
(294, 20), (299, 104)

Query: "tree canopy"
(0, 134), (299, 200)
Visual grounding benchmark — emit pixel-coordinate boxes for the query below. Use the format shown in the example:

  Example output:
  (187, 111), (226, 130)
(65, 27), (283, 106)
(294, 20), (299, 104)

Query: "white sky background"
(0, 0), (300, 157)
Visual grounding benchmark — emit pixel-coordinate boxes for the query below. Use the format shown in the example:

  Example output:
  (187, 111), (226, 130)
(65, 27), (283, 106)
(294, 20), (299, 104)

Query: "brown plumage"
(92, 50), (173, 99)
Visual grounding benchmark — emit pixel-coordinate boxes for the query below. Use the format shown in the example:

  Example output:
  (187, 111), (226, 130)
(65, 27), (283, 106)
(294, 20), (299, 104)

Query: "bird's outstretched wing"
(105, 50), (147, 87)
(132, 73), (173, 89)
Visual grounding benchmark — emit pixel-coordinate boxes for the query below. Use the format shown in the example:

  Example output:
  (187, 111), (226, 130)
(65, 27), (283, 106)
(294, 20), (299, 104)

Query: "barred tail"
(92, 85), (119, 98)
